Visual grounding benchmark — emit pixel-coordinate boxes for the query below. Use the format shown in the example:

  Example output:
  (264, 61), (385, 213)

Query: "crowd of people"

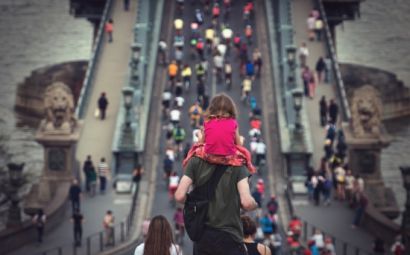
(294, 7), (407, 255)
(142, 0), (288, 254)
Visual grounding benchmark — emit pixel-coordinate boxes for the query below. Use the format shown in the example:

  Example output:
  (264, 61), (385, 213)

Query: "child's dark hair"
(205, 93), (237, 119)
(241, 215), (257, 237)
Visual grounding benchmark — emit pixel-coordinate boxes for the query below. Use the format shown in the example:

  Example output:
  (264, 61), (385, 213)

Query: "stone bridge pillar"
(25, 82), (82, 212)
(342, 85), (399, 219)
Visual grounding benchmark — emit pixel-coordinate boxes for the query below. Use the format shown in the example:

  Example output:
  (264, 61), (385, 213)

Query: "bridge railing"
(74, 0), (114, 119)
(314, 0), (352, 122)
(33, 184), (141, 255)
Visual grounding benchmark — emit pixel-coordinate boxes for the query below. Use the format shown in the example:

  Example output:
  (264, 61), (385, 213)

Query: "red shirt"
(105, 23), (113, 33)
(250, 119), (261, 129)
(204, 118), (237, 156)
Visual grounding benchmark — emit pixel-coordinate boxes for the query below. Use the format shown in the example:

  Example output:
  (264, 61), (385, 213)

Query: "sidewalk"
(12, 1), (138, 254)
(291, 0), (374, 252)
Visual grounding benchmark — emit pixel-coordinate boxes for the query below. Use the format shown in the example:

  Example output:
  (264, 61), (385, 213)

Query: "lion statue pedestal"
(343, 85), (399, 219)
(24, 82), (82, 213)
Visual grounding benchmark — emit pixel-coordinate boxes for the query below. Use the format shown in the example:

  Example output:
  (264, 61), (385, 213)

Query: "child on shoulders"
(183, 93), (256, 174)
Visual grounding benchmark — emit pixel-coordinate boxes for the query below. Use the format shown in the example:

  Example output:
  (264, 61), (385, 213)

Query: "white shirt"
(311, 234), (324, 248)
(222, 28), (233, 39)
(192, 129), (201, 143)
(255, 142), (266, 155)
(134, 243), (181, 255)
(299, 46), (309, 57)
(166, 149), (175, 161)
(307, 16), (316, 30)
(213, 55), (224, 68)
(175, 96), (185, 108)
(249, 128), (261, 138)
(217, 44), (227, 56)
(158, 41), (167, 51)
(250, 140), (258, 153)
(170, 109), (181, 121)
(162, 91), (172, 101)
(169, 176), (180, 188)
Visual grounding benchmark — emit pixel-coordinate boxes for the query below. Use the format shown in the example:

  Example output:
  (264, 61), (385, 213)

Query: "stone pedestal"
(342, 123), (391, 180)
(343, 122), (399, 219)
(25, 124), (82, 210)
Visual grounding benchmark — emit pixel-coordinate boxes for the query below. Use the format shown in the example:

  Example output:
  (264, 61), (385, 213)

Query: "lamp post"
(292, 88), (304, 130)
(400, 166), (410, 249)
(123, 87), (134, 128)
(130, 43), (141, 82)
(285, 45), (297, 69)
(120, 87), (135, 150)
(6, 163), (25, 228)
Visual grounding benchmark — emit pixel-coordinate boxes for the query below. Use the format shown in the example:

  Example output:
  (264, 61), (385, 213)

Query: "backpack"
(234, 36), (241, 45)
(184, 165), (227, 241)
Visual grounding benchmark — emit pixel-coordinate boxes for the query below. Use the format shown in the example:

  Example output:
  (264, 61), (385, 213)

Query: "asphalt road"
(124, 1), (276, 254)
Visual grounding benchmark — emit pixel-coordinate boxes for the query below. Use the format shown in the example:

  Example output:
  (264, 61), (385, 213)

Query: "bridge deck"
(292, 0), (374, 253)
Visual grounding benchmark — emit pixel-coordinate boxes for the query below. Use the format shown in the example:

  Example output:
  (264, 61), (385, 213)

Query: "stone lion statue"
(350, 85), (382, 138)
(42, 82), (76, 133)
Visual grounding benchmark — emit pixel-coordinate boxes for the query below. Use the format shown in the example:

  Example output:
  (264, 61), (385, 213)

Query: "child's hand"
(239, 135), (245, 146)
(197, 130), (204, 143)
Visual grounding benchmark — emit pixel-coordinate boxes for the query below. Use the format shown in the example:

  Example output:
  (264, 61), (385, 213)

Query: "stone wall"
(340, 63), (410, 120)
(15, 61), (87, 120)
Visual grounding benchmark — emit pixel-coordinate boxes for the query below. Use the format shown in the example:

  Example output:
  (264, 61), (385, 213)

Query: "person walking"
(168, 61), (178, 85)
(158, 40), (168, 65)
(260, 213), (275, 240)
(71, 209), (84, 247)
(105, 19), (114, 43)
(306, 14), (316, 41)
(328, 99), (338, 124)
(134, 215), (181, 255)
(181, 64), (192, 91)
(175, 94), (257, 255)
(241, 215), (272, 255)
(123, 0), (130, 11)
(98, 157), (110, 194)
(132, 164), (144, 190)
(315, 57), (326, 84)
(302, 66), (313, 97)
(242, 77), (253, 102)
(32, 209), (46, 243)
(308, 75), (316, 99)
(69, 179), (82, 213)
(266, 195), (279, 218)
(299, 42), (309, 67)
(82, 155), (94, 192)
(319, 96), (328, 127)
(253, 48), (263, 77)
(255, 139), (267, 167)
(103, 210), (115, 246)
(352, 192), (368, 228)
(89, 165), (97, 197)
(390, 236), (405, 255)
(334, 163), (346, 200)
(314, 18), (324, 41)
(97, 92), (109, 120)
